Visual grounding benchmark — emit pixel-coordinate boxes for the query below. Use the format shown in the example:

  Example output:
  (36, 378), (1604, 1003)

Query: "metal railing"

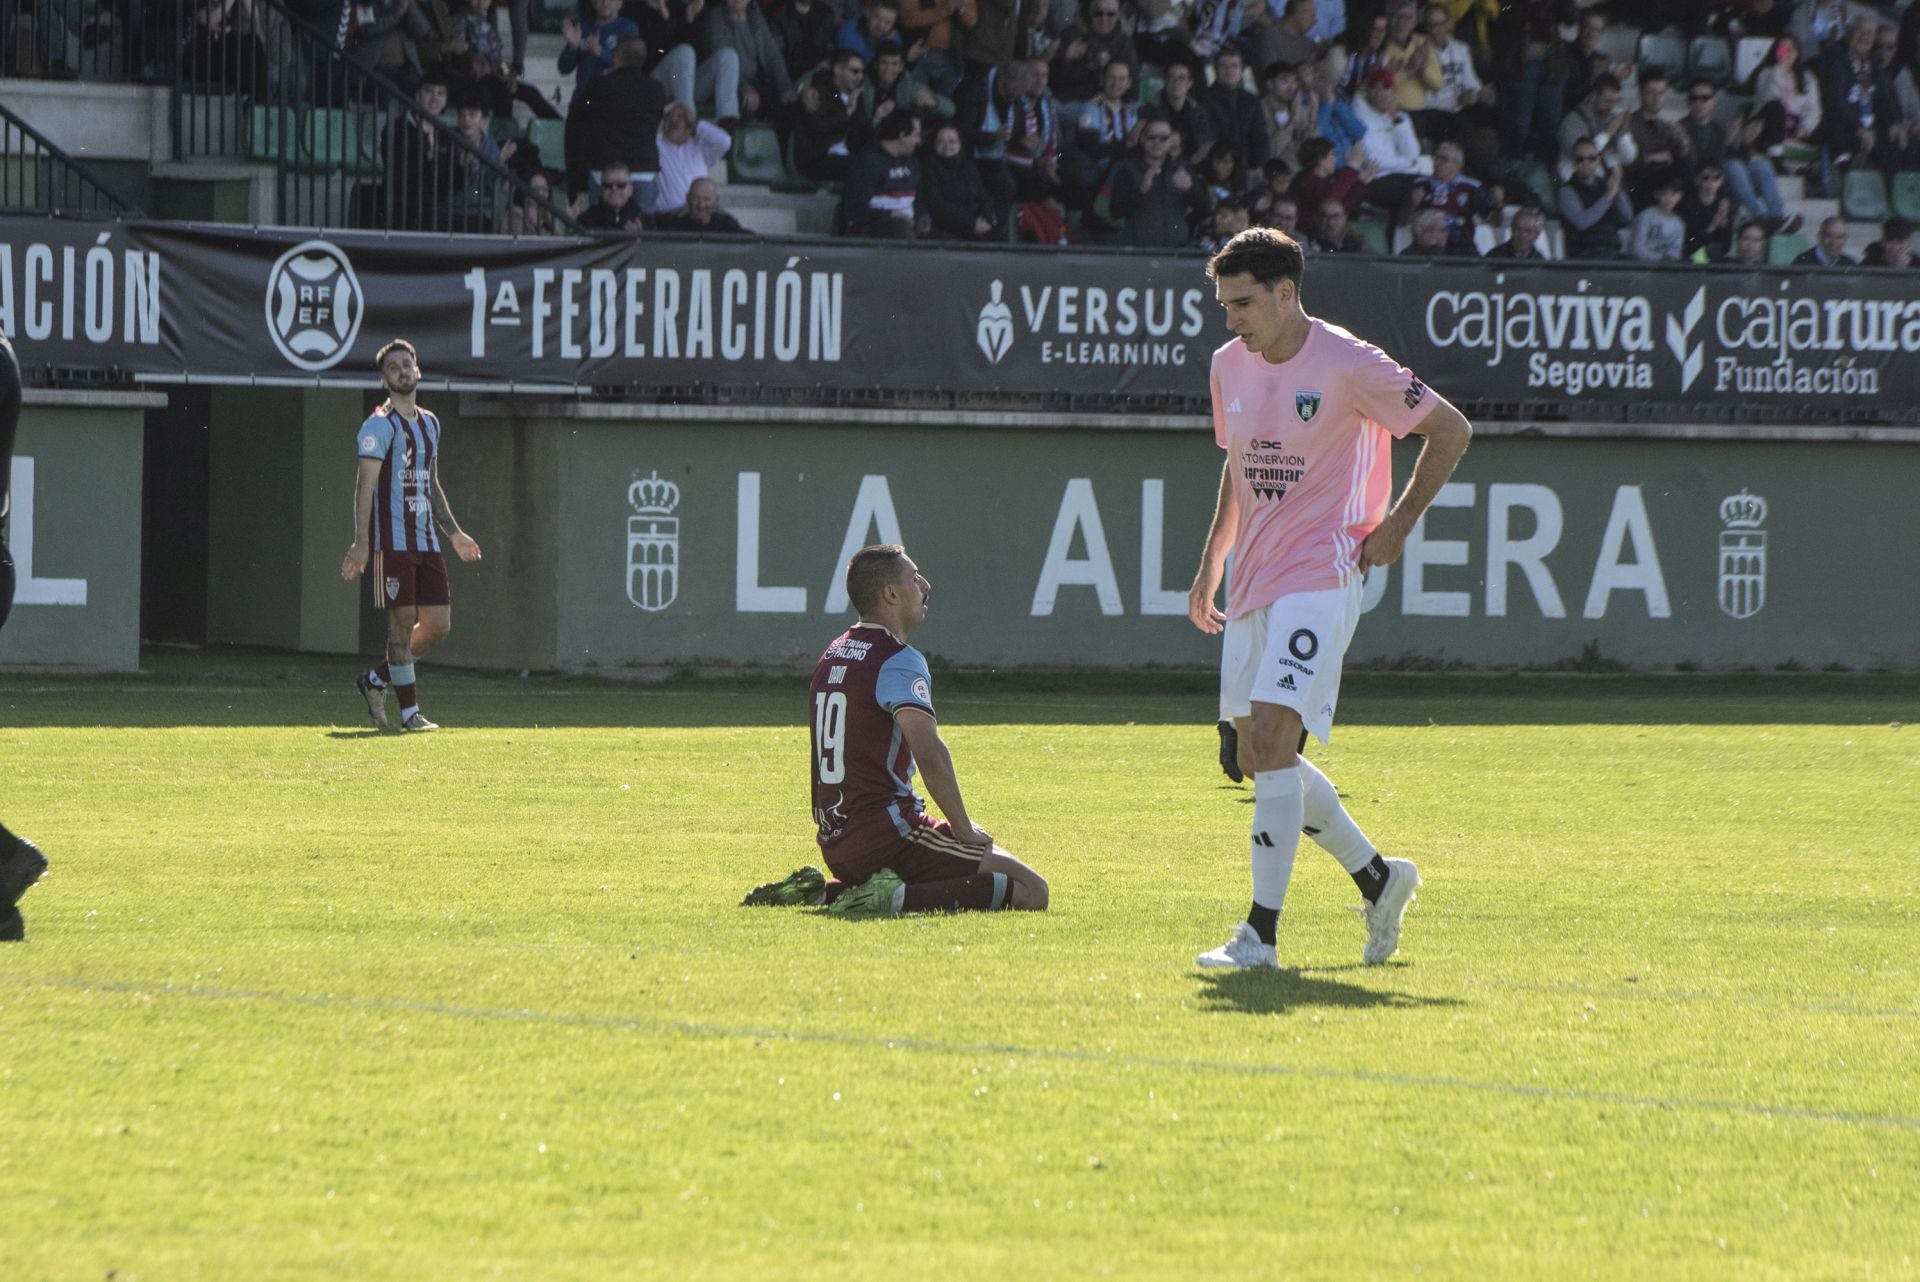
(169, 0), (582, 235)
(0, 100), (141, 215)
(0, 0), (156, 83)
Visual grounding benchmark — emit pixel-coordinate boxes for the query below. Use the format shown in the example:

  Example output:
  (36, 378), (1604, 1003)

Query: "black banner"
(3, 216), (1916, 419)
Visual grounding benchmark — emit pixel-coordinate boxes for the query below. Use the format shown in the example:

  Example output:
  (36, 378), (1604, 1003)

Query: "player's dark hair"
(375, 338), (417, 370)
(846, 544), (909, 615)
(1206, 227), (1305, 288)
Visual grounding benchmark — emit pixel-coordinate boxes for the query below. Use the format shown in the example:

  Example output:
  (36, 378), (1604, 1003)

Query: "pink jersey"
(1210, 318), (1432, 617)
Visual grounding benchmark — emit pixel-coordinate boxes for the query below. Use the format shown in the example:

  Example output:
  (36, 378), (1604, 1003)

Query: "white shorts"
(1219, 583), (1362, 745)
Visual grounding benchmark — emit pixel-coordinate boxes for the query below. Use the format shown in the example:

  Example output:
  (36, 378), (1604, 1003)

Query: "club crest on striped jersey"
(1295, 391), (1322, 421)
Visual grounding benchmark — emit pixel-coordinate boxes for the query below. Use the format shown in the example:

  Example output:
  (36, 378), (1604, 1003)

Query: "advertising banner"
(3, 215), (1918, 420)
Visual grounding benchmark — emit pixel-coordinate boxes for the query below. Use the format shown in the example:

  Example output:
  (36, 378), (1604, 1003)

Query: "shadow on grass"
(0, 646), (1915, 728)
(1194, 968), (1464, 1016)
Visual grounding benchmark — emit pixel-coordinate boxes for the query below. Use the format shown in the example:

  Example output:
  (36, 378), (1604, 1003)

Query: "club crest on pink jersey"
(1296, 391), (1322, 421)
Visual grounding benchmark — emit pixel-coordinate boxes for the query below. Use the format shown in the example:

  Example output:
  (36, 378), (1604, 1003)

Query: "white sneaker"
(1362, 858), (1421, 965)
(1195, 921), (1279, 969)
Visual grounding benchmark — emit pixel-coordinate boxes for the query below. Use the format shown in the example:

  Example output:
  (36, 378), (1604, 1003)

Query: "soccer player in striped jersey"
(743, 545), (1049, 916)
(0, 332), (51, 941)
(339, 340), (483, 732)
(1189, 228), (1471, 970)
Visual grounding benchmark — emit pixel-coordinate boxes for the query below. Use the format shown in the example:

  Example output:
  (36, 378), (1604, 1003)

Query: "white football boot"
(1195, 921), (1280, 969)
(1362, 857), (1421, 965)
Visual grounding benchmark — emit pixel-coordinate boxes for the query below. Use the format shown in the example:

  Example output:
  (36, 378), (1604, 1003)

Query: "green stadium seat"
(1354, 215), (1389, 254)
(524, 118), (567, 169)
(772, 132), (822, 194)
(729, 123), (784, 184)
(1139, 70), (1165, 108)
(1637, 31), (1688, 82)
(489, 115), (522, 144)
(1688, 36), (1734, 86)
(1891, 171), (1920, 221)
(244, 105), (288, 164)
(1768, 231), (1809, 266)
(292, 108), (381, 178)
(1517, 157), (1555, 212)
(1841, 168), (1890, 222)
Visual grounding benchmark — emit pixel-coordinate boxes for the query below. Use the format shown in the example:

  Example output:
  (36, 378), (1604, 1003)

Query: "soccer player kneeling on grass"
(743, 545), (1049, 917)
(0, 332), (50, 942)
(1189, 228), (1472, 969)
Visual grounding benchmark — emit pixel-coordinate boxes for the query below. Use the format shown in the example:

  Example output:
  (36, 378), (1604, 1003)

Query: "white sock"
(1250, 765), (1303, 910)
(1297, 755), (1377, 873)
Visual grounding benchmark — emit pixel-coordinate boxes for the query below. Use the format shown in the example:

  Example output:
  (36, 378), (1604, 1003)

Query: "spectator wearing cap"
(1861, 217), (1915, 267)
(795, 48), (873, 181)
(1311, 198), (1371, 252)
(920, 121), (998, 239)
(1679, 161), (1735, 259)
(1730, 217), (1771, 265)
(1099, 116), (1213, 246)
(1557, 136), (1631, 258)
(577, 161), (649, 231)
(654, 99), (732, 214)
(840, 110), (925, 238)
(1484, 206), (1546, 258)
(1352, 66), (1429, 217)
(655, 176), (750, 232)
(1628, 176), (1687, 262)
(697, 0), (796, 125)
(1792, 216), (1857, 266)
(1140, 62), (1217, 164)
(1680, 79), (1800, 234)
(1048, 0), (1137, 107)
(559, 0), (639, 103)
(898, 0), (978, 96)
(1204, 47), (1270, 169)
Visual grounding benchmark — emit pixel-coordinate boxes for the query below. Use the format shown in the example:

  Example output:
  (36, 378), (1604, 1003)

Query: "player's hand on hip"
(1187, 575), (1227, 634)
(341, 543), (369, 581)
(452, 533), (483, 562)
(1358, 519), (1409, 572)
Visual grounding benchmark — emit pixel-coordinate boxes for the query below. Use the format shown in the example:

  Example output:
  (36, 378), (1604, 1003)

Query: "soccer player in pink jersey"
(1188, 228), (1471, 969)
(742, 545), (1049, 917)
(340, 340), (483, 733)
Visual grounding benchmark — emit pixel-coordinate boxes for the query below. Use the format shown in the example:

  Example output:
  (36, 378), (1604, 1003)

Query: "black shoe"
(0, 906), (21, 941)
(1216, 720), (1244, 783)
(0, 836), (47, 905)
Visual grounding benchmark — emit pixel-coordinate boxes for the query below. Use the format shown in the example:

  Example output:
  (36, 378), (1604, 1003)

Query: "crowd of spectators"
(511, 0), (1920, 254)
(12, 0), (1920, 254)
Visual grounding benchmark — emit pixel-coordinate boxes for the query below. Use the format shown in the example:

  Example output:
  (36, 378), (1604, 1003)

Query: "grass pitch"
(2, 653), (1917, 1281)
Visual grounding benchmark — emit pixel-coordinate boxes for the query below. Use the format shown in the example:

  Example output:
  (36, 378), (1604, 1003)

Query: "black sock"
(1352, 854), (1391, 903)
(1247, 901), (1279, 945)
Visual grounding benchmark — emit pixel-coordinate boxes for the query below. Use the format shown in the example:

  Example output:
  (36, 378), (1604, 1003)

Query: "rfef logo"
(265, 240), (365, 372)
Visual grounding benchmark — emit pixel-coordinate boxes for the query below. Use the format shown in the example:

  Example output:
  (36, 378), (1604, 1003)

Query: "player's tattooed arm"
(341, 457), (382, 581)
(431, 458), (484, 563)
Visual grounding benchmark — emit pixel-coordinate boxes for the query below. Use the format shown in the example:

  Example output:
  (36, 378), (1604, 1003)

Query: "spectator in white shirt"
(655, 100), (734, 213)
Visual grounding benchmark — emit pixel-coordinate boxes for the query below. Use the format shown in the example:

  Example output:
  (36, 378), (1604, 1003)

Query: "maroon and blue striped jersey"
(357, 404), (441, 554)
(808, 625), (937, 851)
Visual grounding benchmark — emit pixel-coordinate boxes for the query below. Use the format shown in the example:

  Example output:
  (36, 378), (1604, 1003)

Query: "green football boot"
(740, 865), (827, 907)
(827, 868), (904, 919)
